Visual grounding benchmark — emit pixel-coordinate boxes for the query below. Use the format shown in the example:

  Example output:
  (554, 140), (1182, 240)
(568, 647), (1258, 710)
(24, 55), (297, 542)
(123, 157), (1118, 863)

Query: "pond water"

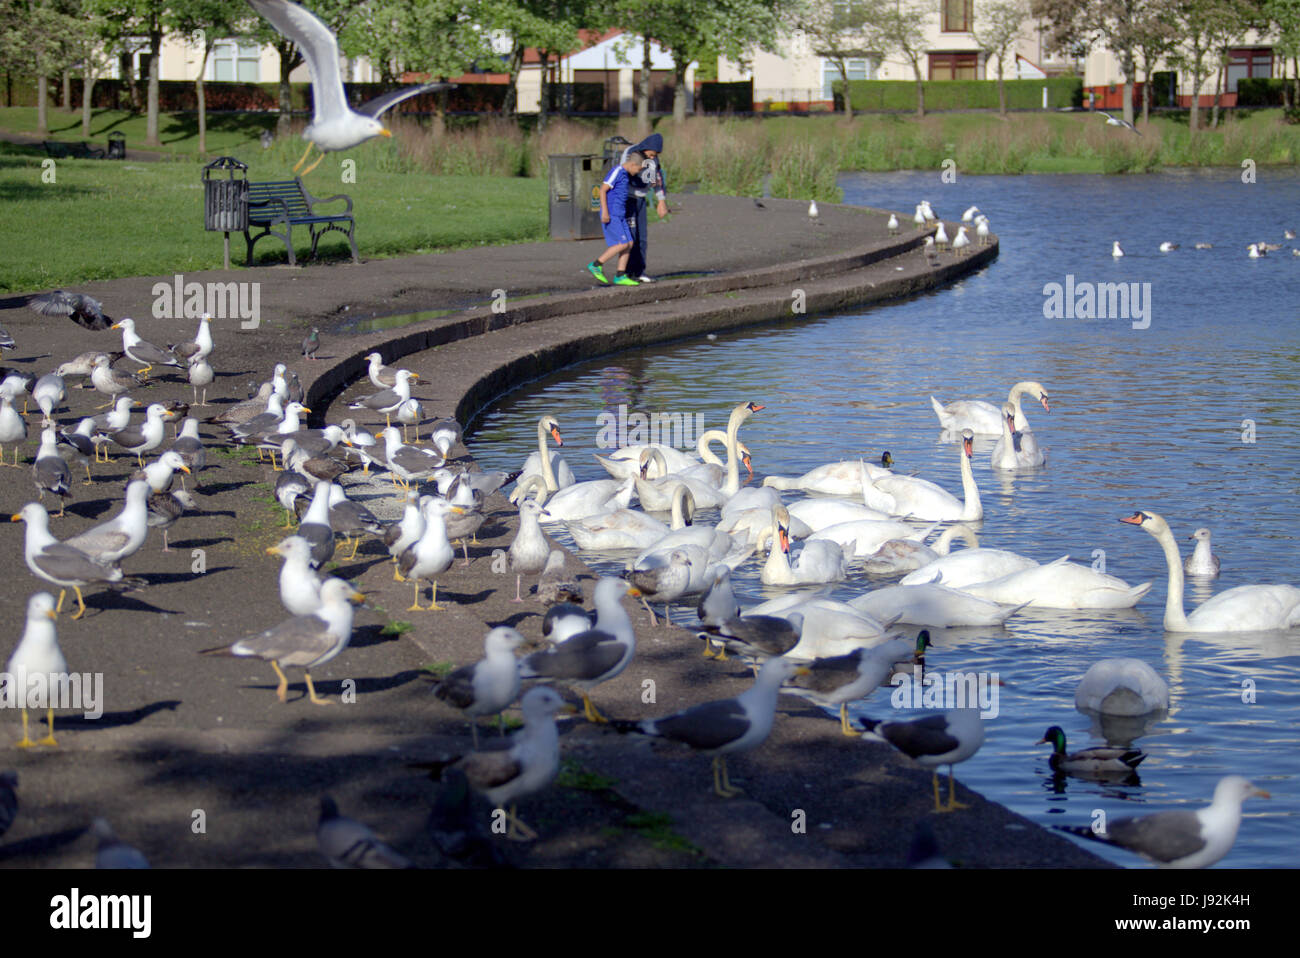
(464, 168), (1300, 868)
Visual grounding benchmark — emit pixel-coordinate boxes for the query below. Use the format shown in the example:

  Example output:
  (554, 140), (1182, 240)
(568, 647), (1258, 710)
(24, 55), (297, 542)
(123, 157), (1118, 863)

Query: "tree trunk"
(278, 42), (296, 137)
(502, 43), (524, 117)
(36, 74), (48, 136)
(81, 71), (95, 137)
(1210, 54), (1223, 129)
(1141, 56), (1151, 123)
(537, 51), (550, 132)
(197, 44), (212, 154)
(997, 59), (1006, 116)
(1189, 65), (1202, 132)
(672, 58), (688, 122)
(638, 34), (651, 128)
(913, 58), (925, 117)
(145, 30), (161, 146)
(1292, 56), (1299, 109)
(1122, 78), (1134, 125)
(432, 85), (448, 137)
(1282, 56), (1292, 109)
(61, 70), (71, 111)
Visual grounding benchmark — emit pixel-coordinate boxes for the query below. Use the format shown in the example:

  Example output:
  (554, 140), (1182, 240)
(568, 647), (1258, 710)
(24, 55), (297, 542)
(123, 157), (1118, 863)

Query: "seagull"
(134, 450), (190, 494)
(434, 626), (525, 747)
(785, 636), (915, 736)
(1248, 243), (1263, 259)
(32, 427), (71, 516)
(614, 656), (808, 798)
(1057, 776), (1269, 868)
(961, 205), (980, 222)
(107, 401), (168, 468)
(54, 350), (112, 378)
(188, 356), (214, 405)
(1112, 241), (1124, 258)
(518, 576), (637, 723)
(2, 592), (65, 747)
(951, 225), (971, 256)
(1285, 229), (1296, 240)
(350, 370), (417, 429)
(90, 354), (144, 401)
(301, 327), (320, 361)
(317, 796), (412, 868)
(1158, 241), (1179, 252)
(397, 498), (458, 611)
(441, 686), (574, 842)
(268, 536), (323, 616)
(886, 213), (899, 234)
(200, 577), (363, 704)
(326, 483), (384, 559)
(27, 291), (112, 330)
(860, 708), (985, 813)
(169, 313), (213, 364)
(63, 479), (153, 564)
(975, 216), (990, 245)
(383, 490), (424, 572)
(537, 548), (583, 604)
(364, 352), (401, 389)
(934, 222), (949, 250)
(508, 499), (551, 603)
(32, 373), (65, 426)
(1194, 242), (1213, 249)
(913, 204), (926, 229)
(145, 487), (197, 552)
(920, 200), (936, 223)
(808, 200), (819, 222)
(377, 425), (442, 489)
(1099, 111), (1142, 135)
(295, 479), (335, 568)
(110, 318), (183, 378)
(1036, 725), (1146, 777)
(246, 0), (450, 175)
(1184, 527), (1221, 577)
(92, 818), (149, 868)
(0, 394), (27, 466)
(0, 324), (13, 351)
(169, 418), (206, 481)
(697, 612), (802, 666)
(12, 504), (135, 618)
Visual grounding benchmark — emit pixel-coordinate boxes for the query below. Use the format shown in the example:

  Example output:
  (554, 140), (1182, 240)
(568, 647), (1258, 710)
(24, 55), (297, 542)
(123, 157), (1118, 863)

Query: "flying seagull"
(27, 291), (113, 330)
(1099, 111), (1142, 136)
(246, 0), (452, 175)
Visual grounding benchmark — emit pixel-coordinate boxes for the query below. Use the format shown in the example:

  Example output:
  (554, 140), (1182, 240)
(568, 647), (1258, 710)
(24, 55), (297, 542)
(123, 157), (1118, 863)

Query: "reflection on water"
(463, 169), (1300, 867)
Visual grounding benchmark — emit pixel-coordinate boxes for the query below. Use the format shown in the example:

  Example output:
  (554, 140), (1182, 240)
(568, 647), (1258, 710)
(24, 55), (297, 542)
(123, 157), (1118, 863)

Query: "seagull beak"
(179, 465), (191, 474)
(350, 591), (366, 604)
(9, 514), (21, 522)
(1252, 787), (1271, 799)
(450, 506), (466, 515)
(379, 128), (392, 138)
(344, 438), (354, 446)
(559, 703), (580, 716)
(110, 323), (121, 330)
(266, 545), (281, 556)
(626, 585), (642, 597)
(407, 374), (418, 382)
(792, 666), (811, 677)
(46, 609), (58, 621)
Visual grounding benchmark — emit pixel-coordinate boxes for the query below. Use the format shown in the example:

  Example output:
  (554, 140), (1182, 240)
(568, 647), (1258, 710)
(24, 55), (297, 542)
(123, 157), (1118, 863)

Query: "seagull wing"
(879, 714), (960, 758)
(33, 544), (121, 584)
(1104, 809), (1206, 863)
(520, 629), (625, 681)
(230, 613), (337, 666)
(644, 698), (751, 751)
(457, 749), (523, 792)
(356, 82), (452, 120)
(247, 0), (348, 128)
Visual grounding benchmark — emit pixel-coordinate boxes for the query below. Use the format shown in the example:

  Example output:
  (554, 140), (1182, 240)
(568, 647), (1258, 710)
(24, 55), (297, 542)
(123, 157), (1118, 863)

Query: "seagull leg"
(426, 581), (446, 612)
(713, 755), (742, 798)
(505, 805), (538, 842)
(701, 638), (717, 659)
(393, 562), (404, 581)
(459, 538), (470, 567)
(407, 578), (425, 612)
(298, 151), (326, 177)
(945, 767), (970, 811)
(54, 590), (66, 615)
(581, 692), (609, 724)
(639, 595), (657, 626)
(304, 672), (332, 706)
(840, 703), (858, 737)
(15, 708), (36, 748)
(930, 771), (946, 813)
(513, 573), (524, 603)
(161, 530), (171, 552)
(70, 587), (86, 620)
(37, 708), (57, 747)
(347, 536), (362, 560)
(271, 660), (290, 703)
(292, 140), (315, 173)
(81, 462), (92, 485)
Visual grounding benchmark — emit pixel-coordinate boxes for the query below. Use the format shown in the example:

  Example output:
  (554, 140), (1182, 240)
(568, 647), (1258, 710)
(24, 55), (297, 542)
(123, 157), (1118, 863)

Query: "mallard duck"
(1036, 725), (1146, 775)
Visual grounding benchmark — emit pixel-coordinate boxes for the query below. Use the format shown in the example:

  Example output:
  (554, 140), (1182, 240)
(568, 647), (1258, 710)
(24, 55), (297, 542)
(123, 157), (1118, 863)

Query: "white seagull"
(246, 0), (451, 175)
(1112, 241), (1124, 258)
(1099, 111), (1142, 135)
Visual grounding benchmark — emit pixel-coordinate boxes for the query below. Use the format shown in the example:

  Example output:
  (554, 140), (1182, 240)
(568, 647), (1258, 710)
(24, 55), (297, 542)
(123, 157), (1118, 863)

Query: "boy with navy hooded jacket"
(619, 133), (669, 282)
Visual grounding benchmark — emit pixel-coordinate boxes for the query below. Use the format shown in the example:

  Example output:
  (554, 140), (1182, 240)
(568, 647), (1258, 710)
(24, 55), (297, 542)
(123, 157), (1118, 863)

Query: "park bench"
(42, 140), (106, 159)
(243, 176), (359, 267)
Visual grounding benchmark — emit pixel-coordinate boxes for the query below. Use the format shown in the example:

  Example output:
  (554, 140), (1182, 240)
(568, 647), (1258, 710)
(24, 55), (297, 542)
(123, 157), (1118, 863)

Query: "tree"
(1033, 0), (1145, 125)
(1132, 1), (1175, 123)
(167, 0), (248, 154)
(1265, 0), (1300, 107)
(246, 0), (351, 137)
(801, 1), (877, 116)
(87, 0), (168, 145)
(874, 0), (932, 117)
(492, 0), (594, 128)
(1, 1), (87, 135)
(1167, 0), (1243, 130)
(972, 0), (1029, 115)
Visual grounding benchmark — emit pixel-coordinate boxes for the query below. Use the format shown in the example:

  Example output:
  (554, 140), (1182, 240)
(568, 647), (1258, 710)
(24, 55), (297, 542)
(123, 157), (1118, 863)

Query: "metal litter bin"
(203, 156), (249, 269)
(106, 131), (126, 159)
(603, 135), (631, 170)
(548, 153), (604, 240)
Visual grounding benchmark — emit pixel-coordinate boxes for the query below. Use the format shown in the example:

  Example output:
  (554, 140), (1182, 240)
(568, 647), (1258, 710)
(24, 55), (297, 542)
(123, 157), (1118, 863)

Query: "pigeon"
(28, 291), (112, 330)
(316, 796), (413, 868)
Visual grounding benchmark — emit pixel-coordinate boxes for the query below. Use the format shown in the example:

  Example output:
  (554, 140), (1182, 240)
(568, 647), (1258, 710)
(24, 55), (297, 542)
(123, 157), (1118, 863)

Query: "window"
(929, 52), (979, 80)
(1225, 47), (1272, 93)
(823, 58), (872, 100)
(942, 0), (973, 33)
(211, 41), (261, 82)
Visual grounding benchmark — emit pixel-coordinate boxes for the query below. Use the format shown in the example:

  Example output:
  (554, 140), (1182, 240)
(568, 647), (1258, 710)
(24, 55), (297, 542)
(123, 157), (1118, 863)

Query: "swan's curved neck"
(958, 449), (981, 521)
(697, 429), (727, 466)
(1151, 524), (1191, 630)
(670, 485), (691, 529)
(537, 419), (558, 491)
(722, 409), (747, 497)
(935, 524), (979, 555)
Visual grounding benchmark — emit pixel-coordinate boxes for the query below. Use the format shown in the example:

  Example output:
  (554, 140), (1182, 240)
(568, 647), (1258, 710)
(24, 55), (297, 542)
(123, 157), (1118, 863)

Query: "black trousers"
(625, 196), (649, 277)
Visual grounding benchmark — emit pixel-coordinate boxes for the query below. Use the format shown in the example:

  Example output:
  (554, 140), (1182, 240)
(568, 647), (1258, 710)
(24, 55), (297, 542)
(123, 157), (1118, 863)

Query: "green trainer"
(586, 262), (608, 284)
(613, 274), (639, 286)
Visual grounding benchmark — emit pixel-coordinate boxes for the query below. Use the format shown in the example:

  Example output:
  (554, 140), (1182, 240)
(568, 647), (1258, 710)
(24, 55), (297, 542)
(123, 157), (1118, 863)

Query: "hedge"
(699, 81), (753, 113)
(843, 77), (1083, 111)
(1236, 77), (1300, 106)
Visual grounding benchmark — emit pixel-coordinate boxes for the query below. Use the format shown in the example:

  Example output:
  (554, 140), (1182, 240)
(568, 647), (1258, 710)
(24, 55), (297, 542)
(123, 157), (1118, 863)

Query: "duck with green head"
(1037, 725), (1146, 776)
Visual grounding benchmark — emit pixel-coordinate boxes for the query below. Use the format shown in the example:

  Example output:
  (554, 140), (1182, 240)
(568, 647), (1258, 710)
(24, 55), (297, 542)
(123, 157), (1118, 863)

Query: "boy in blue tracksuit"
(620, 133), (669, 282)
(586, 151), (644, 286)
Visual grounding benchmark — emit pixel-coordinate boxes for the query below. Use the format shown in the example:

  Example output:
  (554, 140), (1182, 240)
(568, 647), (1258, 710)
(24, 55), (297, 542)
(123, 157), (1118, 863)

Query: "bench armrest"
(304, 190), (353, 216)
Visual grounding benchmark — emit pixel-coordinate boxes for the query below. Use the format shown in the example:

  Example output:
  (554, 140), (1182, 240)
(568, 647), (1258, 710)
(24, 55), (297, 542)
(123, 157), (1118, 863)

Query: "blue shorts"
(602, 217), (633, 247)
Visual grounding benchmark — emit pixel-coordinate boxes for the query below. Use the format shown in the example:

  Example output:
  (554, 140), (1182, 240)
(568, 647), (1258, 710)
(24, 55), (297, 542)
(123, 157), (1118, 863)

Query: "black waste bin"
(203, 156), (249, 269)
(548, 154), (604, 240)
(106, 131), (126, 160)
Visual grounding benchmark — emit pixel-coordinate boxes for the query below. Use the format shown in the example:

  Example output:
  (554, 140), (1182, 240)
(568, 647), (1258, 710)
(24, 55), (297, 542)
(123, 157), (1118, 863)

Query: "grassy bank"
(0, 143), (546, 292)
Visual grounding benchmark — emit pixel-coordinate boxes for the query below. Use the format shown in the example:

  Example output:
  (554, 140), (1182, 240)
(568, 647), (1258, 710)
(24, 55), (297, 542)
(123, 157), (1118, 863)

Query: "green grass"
(0, 106), (276, 157)
(421, 660), (454, 678)
(380, 620), (413, 637)
(0, 142), (547, 292)
(556, 758), (617, 791)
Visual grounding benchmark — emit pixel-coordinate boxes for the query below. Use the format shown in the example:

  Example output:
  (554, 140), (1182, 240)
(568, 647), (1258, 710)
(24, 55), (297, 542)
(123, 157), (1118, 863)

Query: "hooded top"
(620, 134), (667, 202)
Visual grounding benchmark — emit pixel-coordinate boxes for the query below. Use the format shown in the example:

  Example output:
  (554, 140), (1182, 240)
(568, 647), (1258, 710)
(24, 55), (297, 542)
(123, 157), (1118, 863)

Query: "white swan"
(717, 504), (812, 546)
(517, 414), (573, 492)
(762, 452), (894, 497)
(785, 498), (893, 533)
(959, 555), (1151, 609)
(930, 381), (1050, 435)
(635, 402), (762, 509)
(807, 519), (937, 559)
(594, 429), (749, 481)
(847, 583), (1022, 628)
(866, 431), (982, 521)
(519, 474), (634, 523)
(1184, 527), (1221, 577)
(1122, 510), (1300, 631)
(759, 506), (847, 586)
(990, 401), (1045, 470)
(744, 595), (898, 660)
(563, 485), (694, 551)
(1075, 658), (1169, 715)
(901, 540), (1039, 588)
